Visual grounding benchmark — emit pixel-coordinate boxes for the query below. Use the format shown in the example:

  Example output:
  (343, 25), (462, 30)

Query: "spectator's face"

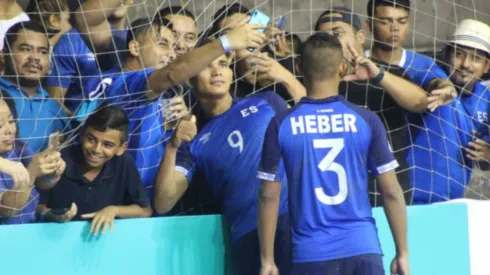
(7, 30), (50, 82)
(81, 127), (126, 169)
(317, 18), (365, 55)
(165, 14), (197, 56)
(0, 100), (16, 153)
(193, 54), (233, 98)
(138, 26), (176, 69)
(370, 6), (410, 49)
(449, 45), (490, 90)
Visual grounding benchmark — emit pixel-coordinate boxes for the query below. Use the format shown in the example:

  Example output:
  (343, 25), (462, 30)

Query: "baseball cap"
(448, 19), (490, 56)
(315, 7), (363, 31)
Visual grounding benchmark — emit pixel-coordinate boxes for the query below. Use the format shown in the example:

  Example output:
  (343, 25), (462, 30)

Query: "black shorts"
(232, 214), (292, 275)
(291, 253), (384, 275)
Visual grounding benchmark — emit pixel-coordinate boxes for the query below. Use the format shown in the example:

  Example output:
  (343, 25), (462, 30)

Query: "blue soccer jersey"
(400, 59), (476, 203)
(175, 92), (289, 242)
(82, 67), (172, 194)
(46, 27), (127, 114)
(258, 95), (398, 263)
(460, 82), (490, 137)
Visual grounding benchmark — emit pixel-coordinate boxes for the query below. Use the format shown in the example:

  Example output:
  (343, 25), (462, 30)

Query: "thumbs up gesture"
(169, 115), (197, 149)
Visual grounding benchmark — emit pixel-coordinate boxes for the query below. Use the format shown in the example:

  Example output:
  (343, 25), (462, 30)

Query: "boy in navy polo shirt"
(38, 105), (152, 235)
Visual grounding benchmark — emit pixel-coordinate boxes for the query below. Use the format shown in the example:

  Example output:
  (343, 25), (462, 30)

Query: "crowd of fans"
(0, 0), (489, 274)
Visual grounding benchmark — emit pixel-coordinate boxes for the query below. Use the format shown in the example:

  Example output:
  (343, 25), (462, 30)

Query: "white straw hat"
(448, 19), (490, 55)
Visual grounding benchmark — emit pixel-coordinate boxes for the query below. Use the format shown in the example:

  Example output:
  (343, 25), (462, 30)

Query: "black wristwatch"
(371, 67), (385, 85)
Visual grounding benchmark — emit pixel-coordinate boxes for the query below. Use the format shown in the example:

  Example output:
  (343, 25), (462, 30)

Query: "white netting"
(1, 0), (490, 224)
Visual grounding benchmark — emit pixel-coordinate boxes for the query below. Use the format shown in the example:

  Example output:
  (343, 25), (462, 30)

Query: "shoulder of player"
(340, 100), (381, 127)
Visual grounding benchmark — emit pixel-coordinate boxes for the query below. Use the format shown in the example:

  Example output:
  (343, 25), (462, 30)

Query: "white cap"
(448, 19), (490, 55)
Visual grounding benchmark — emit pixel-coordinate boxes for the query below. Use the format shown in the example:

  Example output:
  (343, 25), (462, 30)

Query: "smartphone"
(50, 208), (69, 215)
(48, 131), (61, 151)
(248, 10), (271, 33)
(275, 15), (286, 30)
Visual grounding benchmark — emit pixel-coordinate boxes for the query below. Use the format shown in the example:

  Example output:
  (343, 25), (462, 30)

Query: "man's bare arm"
(377, 170), (408, 257)
(258, 180), (281, 265)
(379, 72), (428, 112)
(145, 23), (267, 100)
(153, 145), (189, 214)
(75, 0), (122, 49)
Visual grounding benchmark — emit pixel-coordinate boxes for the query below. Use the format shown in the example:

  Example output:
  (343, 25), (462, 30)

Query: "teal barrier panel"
(373, 202), (471, 275)
(0, 203), (474, 275)
(0, 215), (233, 275)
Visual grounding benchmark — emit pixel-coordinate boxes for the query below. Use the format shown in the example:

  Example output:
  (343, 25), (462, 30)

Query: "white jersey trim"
(257, 171), (276, 181)
(377, 160), (399, 174)
(175, 166), (189, 177)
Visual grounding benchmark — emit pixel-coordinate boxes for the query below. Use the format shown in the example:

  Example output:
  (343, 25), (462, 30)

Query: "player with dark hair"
(37, 105), (152, 234)
(156, 6), (197, 57)
(257, 32), (409, 275)
(154, 49), (297, 274)
(81, 17), (267, 196)
(211, 3), (250, 36)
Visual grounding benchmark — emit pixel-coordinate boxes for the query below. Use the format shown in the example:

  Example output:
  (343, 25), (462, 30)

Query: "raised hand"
(169, 115), (197, 149)
(28, 151), (63, 179)
(226, 16), (268, 51)
(0, 159), (30, 189)
(245, 53), (286, 85)
(342, 43), (381, 82)
(427, 86), (457, 112)
(163, 96), (189, 130)
(464, 131), (490, 161)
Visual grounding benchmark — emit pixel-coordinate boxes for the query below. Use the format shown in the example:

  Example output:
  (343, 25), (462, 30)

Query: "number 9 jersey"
(175, 91), (289, 242)
(258, 95), (398, 263)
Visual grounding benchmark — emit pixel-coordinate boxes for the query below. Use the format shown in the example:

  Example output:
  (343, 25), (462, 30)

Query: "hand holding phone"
(248, 10), (271, 33)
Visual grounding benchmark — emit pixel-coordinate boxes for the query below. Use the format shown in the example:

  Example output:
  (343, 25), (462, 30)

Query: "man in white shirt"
(0, 1), (29, 50)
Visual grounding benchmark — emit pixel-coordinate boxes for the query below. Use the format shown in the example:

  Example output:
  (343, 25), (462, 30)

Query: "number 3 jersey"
(176, 92), (289, 242)
(258, 95), (398, 263)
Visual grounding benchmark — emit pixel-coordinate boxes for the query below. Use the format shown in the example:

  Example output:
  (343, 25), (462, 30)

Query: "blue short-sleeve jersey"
(258, 95), (398, 263)
(46, 27), (127, 113)
(175, 92), (289, 242)
(0, 78), (71, 153)
(0, 144), (38, 225)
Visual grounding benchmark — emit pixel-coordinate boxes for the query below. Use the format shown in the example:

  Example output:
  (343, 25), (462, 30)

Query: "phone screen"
(248, 10), (271, 33)
(48, 132), (60, 151)
(275, 15), (286, 30)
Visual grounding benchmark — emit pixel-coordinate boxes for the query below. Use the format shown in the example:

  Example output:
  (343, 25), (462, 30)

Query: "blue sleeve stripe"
(175, 166), (189, 177)
(257, 170), (277, 181)
(376, 160), (399, 174)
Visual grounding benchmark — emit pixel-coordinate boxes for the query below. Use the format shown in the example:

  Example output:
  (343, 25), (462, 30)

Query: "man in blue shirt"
(257, 33), (409, 275)
(81, 17), (267, 195)
(38, 105), (152, 235)
(156, 6), (198, 57)
(45, 0), (131, 116)
(153, 52), (298, 274)
(1, 22), (70, 154)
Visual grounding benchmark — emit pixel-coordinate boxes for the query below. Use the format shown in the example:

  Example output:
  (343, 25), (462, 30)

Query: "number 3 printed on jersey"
(227, 130), (244, 153)
(313, 138), (348, 205)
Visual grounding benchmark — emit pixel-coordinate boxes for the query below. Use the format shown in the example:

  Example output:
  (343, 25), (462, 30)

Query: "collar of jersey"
(198, 96), (240, 126)
(0, 77), (49, 99)
(299, 95), (344, 104)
